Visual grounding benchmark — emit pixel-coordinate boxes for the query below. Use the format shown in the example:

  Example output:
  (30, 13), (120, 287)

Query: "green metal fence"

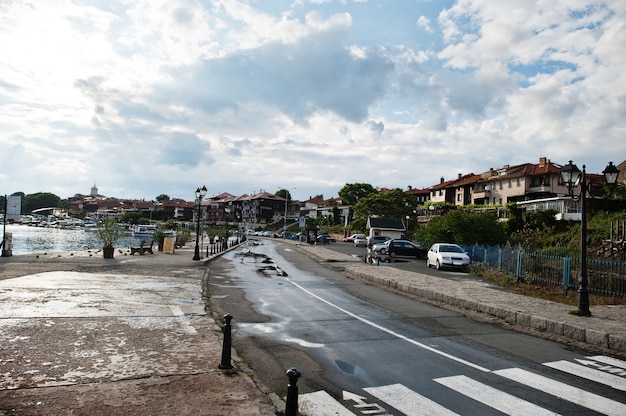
(461, 244), (626, 297)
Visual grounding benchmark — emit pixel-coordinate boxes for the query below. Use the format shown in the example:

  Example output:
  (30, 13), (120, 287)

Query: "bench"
(130, 240), (154, 255)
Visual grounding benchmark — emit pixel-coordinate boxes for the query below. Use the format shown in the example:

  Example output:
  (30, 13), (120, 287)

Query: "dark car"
(316, 234), (336, 244)
(376, 239), (425, 260)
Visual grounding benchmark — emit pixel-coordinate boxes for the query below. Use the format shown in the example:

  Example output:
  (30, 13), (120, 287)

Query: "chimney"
(539, 157), (547, 165)
(458, 173), (462, 179)
(440, 177), (445, 184)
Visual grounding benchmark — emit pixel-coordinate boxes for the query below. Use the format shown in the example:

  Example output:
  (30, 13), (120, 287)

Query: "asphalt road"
(209, 239), (626, 415)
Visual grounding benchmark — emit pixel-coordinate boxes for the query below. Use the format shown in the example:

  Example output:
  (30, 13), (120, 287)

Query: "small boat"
(131, 225), (157, 236)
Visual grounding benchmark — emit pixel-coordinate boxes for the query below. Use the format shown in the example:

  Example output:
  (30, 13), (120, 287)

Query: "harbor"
(2, 224), (150, 256)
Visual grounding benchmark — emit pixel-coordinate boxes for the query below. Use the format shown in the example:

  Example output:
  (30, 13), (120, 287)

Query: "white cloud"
(0, 0), (624, 202)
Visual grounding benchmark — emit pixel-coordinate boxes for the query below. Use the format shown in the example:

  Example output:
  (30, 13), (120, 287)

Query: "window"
(508, 179), (512, 188)
(498, 182), (503, 190)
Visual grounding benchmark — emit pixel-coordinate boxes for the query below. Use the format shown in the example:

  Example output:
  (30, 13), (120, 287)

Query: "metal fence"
(460, 244), (626, 297)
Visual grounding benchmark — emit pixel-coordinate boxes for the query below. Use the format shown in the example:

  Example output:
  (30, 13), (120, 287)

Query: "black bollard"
(218, 314), (234, 369)
(206, 245), (208, 257)
(285, 368), (301, 416)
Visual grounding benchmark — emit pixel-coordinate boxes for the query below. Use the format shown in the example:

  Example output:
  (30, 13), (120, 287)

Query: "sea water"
(1, 224), (148, 256)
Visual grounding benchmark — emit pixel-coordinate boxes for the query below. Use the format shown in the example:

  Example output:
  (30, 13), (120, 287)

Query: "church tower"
(90, 183), (98, 197)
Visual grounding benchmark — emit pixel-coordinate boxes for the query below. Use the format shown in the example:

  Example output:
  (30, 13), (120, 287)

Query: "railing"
(461, 244), (626, 297)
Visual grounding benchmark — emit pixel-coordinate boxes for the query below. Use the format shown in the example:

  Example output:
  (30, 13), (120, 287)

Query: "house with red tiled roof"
(405, 187), (430, 205)
(240, 191), (286, 225)
(429, 177), (456, 204)
(160, 199), (194, 221)
(472, 157), (580, 205)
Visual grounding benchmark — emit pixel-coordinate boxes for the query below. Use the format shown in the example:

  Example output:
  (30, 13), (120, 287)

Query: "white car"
(354, 235), (367, 247)
(344, 233), (365, 242)
(426, 243), (471, 271)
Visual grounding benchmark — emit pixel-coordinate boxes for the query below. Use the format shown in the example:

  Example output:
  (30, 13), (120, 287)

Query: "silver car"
(426, 243), (471, 271)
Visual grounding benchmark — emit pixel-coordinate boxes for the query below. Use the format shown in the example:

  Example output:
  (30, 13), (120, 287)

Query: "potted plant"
(176, 227), (191, 247)
(95, 219), (126, 258)
(153, 229), (167, 252)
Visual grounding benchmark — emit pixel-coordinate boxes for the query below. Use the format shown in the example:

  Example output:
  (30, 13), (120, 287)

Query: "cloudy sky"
(1, 0), (625, 202)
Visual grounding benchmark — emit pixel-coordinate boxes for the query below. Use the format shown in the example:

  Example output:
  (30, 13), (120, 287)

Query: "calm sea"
(1, 224), (147, 256)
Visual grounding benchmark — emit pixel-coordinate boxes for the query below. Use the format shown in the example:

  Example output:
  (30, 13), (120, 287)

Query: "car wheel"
(435, 259), (441, 270)
(390, 251), (396, 258)
(426, 258), (431, 268)
(380, 248), (386, 255)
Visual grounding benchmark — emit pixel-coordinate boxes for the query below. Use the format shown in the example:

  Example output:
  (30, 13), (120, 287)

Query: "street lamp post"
(193, 185), (207, 261)
(282, 188), (295, 239)
(560, 161), (619, 316)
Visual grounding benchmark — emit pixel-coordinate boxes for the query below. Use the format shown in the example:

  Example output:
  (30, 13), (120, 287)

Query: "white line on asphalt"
(299, 391), (355, 416)
(364, 383), (460, 415)
(587, 355), (626, 370)
(287, 279), (491, 372)
(434, 375), (561, 416)
(494, 368), (626, 416)
(544, 360), (626, 391)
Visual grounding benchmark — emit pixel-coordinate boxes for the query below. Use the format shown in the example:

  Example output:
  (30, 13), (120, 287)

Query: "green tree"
(155, 194), (170, 202)
(353, 188), (409, 220)
(22, 192), (62, 214)
(275, 189), (293, 201)
(416, 210), (507, 248)
(338, 183), (377, 205)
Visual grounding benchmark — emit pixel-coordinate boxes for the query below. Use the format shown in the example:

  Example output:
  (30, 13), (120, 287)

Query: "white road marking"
(494, 368), (626, 416)
(544, 360), (626, 391)
(434, 375), (561, 416)
(299, 391), (355, 416)
(587, 355), (626, 370)
(364, 383), (460, 415)
(287, 279), (490, 372)
(169, 305), (197, 335)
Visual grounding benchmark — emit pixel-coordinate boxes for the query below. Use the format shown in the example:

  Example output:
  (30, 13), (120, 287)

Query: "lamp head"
(560, 160), (581, 195)
(602, 162), (620, 186)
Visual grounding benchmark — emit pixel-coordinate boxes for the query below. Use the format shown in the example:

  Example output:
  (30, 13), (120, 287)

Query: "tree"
(275, 189), (293, 201)
(338, 183), (377, 206)
(22, 192), (62, 214)
(156, 194), (170, 202)
(352, 188), (409, 220)
(416, 210), (507, 248)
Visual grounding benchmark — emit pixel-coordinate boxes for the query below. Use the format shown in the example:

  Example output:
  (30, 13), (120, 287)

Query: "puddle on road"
(235, 251), (288, 278)
(336, 359), (376, 384)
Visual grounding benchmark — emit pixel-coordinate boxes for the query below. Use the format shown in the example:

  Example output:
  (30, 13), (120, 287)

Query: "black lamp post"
(282, 188), (295, 239)
(193, 185), (207, 261)
(560, 161), (619, 316)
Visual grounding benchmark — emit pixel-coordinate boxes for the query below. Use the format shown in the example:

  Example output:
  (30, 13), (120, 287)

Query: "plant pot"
(103, 246), (115, 259)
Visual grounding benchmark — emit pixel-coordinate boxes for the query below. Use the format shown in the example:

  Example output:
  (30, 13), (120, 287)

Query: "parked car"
(375, 239), (425, 260)
(366, 235), (391, 247)
(354, 235), (368, 247)
(316, 234), (336, 244)
(426, 243), (471, 271)
(343, 233), (365, 242)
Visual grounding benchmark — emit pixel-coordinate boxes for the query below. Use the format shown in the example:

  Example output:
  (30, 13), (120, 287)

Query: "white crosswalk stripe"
(364, 383), (460, 416)
(494, 367), (626, 416)
(588, 355), (626, 369)
(543, 359), (626, 391)
(301, 355), (626, 416)
(434, 375), (561, 416)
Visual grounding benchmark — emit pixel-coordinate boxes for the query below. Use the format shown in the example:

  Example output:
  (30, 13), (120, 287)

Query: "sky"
(1, 0), (625, 203)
